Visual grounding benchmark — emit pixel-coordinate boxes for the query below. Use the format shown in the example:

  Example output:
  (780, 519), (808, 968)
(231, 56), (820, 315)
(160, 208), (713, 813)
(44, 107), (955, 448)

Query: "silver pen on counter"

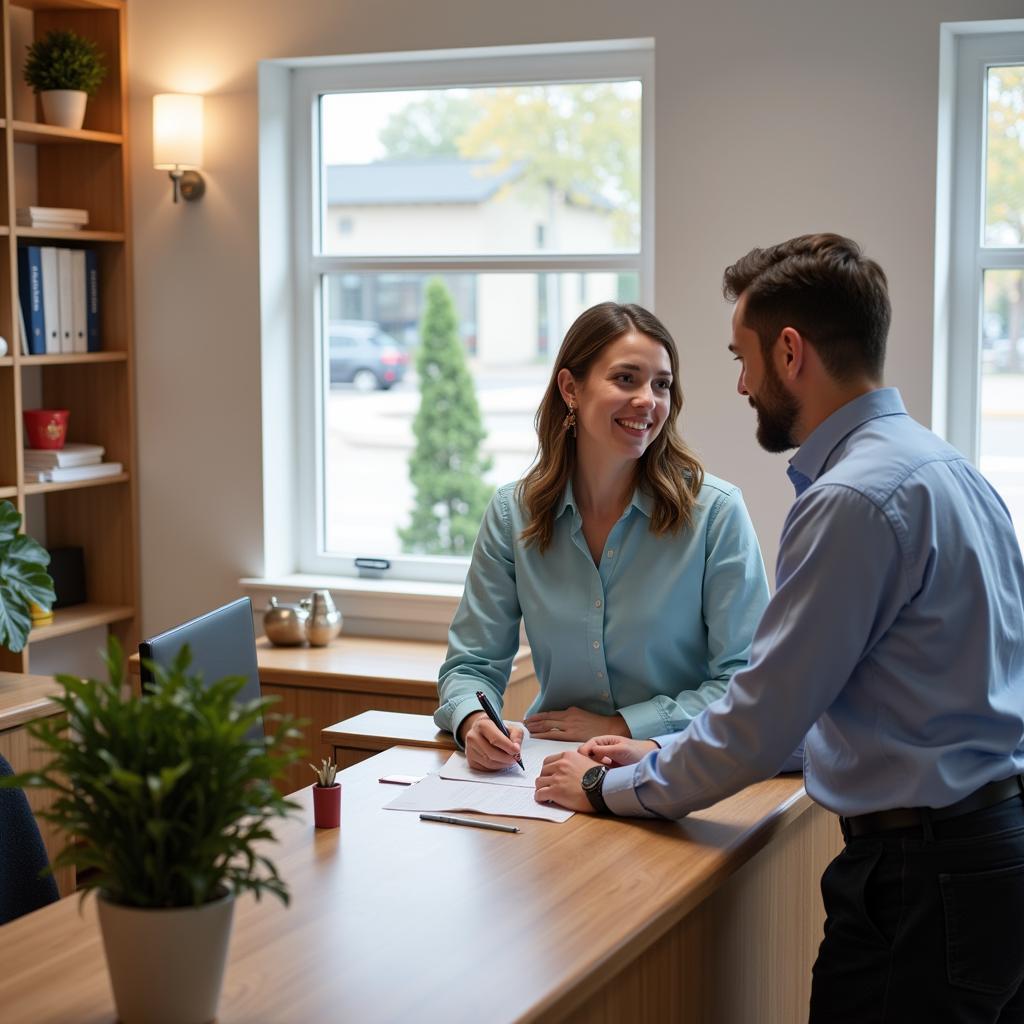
(419, 813), (520, 834)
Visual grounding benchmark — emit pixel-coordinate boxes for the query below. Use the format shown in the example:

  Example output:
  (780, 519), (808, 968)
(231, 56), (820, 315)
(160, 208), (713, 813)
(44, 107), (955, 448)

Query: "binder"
(17, 246), (46, 355)
(71, 250), (87, 353)
(58, 248), (74, 353)
(40, 247), (61, 354)
(85, 249), (100, 352)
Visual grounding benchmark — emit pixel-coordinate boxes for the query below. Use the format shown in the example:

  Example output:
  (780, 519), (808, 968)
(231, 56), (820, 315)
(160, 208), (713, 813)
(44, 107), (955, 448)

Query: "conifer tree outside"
(400, 279), (494, 554)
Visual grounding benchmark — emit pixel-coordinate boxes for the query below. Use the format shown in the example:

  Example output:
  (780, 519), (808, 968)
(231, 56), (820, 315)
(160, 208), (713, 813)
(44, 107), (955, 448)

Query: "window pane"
(321, 271), (638, 556)
(985, 65), (1024, 247)
(979, 268), (1024, 548)
(318, 83), (641, 256)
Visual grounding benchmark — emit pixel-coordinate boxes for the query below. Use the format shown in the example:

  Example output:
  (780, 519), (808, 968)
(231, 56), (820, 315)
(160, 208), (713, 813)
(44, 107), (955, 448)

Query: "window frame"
(287, 40), (654, 583)
(939, 26), (1024, 459)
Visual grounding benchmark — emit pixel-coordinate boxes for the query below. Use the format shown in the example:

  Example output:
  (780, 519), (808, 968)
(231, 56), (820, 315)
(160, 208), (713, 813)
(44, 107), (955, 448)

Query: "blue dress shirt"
(605, 388), (1024, 818)
(435, 475), (770, 743)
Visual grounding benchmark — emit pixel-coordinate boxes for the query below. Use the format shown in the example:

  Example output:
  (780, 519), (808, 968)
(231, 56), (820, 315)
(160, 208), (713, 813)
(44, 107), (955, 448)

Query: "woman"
(434, 302), (769, 771)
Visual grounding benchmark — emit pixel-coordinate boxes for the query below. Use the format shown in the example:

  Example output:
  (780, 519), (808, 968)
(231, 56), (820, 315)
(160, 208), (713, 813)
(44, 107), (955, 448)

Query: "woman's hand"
(524, 707), (629, 742)
(578, 735), (658, 767)
(534, 750), (601, 812)
(458, 712), (525, 771)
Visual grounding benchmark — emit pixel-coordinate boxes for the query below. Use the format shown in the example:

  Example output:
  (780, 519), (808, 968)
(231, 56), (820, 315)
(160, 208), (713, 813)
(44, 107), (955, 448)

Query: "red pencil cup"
(312, 783), (341, 828)
(23, 409), (69, 450)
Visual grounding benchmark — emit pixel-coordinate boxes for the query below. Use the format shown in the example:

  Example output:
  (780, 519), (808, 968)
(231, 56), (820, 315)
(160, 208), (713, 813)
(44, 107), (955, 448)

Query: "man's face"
(729, 296), (800, 453)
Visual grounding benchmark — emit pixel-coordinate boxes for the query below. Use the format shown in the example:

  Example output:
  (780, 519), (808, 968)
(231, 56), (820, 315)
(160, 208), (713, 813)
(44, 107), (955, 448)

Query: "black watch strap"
(582, 765), (609, 814)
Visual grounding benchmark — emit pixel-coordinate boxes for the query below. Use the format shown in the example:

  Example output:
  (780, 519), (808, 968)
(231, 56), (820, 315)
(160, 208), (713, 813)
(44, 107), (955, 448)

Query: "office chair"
(0, 753), (60, 925)
(139, 596), (265, 742)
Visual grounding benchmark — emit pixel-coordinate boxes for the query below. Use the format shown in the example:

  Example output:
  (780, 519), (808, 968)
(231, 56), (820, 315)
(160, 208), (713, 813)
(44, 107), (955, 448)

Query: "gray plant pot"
(96, 890), (235, 1024)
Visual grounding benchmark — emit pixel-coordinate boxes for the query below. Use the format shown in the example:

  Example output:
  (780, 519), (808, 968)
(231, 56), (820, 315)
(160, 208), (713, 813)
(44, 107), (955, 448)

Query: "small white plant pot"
(97, 890), (235, 1024)
(40, 89), (88, 130)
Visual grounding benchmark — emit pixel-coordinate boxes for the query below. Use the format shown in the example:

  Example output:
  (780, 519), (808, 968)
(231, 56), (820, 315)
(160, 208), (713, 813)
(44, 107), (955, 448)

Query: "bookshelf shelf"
(11, 120), (122, 146)
(23, 473), (129, 496)
(29, 603), (134, 643)
(19, 351), (127, 366)
(1, 0), (137, 674)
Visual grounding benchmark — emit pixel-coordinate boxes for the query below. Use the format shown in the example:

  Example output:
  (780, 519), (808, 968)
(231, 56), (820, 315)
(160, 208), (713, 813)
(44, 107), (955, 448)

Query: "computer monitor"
(139, 596), (264, 741)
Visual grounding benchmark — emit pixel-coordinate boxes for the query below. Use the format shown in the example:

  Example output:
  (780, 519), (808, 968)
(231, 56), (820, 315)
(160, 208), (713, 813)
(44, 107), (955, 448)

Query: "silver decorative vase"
(306, 589), (342, 646)
(263, 596), (310, 646)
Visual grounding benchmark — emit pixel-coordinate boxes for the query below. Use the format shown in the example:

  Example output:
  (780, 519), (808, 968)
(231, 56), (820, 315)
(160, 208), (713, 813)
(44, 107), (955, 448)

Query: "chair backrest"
(139, 597), (264, 741)
(0, 754), (59, 925)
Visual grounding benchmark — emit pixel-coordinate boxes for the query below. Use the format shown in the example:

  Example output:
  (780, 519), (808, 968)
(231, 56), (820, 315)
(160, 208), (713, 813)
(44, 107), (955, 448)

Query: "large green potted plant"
(24, 28), (107, 130)
(0, 499), (54, 653)
(0, 640), (302, 1024)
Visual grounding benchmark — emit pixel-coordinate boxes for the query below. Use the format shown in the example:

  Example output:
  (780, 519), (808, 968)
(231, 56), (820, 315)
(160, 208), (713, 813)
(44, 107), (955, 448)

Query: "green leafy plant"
(0, 500), (54, 653)
(0, 639), (303, 909)
(309, 758), (338, 787)
(24, 29), (107, 96)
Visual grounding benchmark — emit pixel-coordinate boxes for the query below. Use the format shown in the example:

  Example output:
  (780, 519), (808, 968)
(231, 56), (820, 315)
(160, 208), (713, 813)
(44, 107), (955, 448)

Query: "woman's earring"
(562, 402), (577, 438)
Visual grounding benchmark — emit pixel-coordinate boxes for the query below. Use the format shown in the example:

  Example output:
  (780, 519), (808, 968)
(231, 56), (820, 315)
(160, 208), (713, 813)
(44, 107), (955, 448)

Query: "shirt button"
(592, 640), (600, 649)
(597, 671), (604, 679)
(606, 549), (615, 558)
(601, 691), (609, 699)
(595, 599), (602, 608)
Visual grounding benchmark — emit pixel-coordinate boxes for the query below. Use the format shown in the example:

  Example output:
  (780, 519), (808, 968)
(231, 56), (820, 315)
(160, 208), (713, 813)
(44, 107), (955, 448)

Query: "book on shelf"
(16, 244), (101, 355)
(16, 207), (89, 228)
(24, 443), (105, 468)
(24, 461), (122, 484)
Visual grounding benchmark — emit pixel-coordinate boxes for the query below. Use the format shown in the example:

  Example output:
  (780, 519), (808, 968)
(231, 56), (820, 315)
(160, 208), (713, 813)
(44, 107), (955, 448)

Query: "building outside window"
(942, 28), (1024, 548)
(289, 42), (653, 581)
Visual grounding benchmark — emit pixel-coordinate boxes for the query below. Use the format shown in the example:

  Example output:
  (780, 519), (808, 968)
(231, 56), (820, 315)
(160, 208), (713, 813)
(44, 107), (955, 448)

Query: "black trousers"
(809, 795), (1024, 1023)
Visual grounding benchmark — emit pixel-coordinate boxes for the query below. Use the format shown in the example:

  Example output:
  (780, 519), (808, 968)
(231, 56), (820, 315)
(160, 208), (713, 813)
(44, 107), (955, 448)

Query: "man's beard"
(750, 359), (800, 453)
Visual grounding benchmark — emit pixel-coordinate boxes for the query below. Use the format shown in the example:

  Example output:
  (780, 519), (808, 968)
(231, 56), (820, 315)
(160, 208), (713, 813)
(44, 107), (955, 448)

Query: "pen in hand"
(475, 690), (526, 771)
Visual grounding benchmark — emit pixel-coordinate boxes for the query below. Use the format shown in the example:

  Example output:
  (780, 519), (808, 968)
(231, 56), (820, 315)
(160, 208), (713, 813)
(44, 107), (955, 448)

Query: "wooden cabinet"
(0, 0), (137, 673)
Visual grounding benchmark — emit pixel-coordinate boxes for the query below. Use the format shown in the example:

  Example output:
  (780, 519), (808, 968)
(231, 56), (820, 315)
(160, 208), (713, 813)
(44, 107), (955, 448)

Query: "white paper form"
(384, 772), (574, 822)
(438, 734), (581, 788)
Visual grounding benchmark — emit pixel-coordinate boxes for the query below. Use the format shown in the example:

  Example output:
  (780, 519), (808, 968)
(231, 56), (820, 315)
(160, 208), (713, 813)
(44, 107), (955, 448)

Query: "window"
(941, 27), (1024, 548)
(288, 41), (653, 581)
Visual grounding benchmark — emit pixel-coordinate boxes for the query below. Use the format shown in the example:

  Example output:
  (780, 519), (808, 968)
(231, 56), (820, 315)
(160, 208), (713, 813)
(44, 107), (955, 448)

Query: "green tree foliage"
(400, 279), (493, 554)
(378, 84), (641, 246)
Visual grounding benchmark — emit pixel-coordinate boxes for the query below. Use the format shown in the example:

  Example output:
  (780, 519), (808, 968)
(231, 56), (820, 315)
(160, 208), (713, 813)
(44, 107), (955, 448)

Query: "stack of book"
(16, 206), (89, 231)
(23, 443), (122, 484)
(16, 244), (100, 355)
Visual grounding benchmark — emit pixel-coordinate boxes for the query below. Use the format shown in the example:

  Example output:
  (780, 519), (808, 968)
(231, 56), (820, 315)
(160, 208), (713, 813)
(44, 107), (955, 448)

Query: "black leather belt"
(840, 775), (1024, 840)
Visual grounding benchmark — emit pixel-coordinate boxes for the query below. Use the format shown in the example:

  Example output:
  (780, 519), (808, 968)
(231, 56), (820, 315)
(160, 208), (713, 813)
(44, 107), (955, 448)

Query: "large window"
(943, 29), (1024, 548)
(290, 42), (652, 580)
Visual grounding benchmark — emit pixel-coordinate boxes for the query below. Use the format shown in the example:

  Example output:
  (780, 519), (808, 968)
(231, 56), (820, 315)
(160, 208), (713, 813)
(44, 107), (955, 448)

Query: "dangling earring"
(562, 401), (577, 438)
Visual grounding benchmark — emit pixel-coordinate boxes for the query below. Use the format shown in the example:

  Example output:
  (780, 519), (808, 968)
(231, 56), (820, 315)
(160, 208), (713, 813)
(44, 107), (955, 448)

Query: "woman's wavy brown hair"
(517, 302), (704, 552)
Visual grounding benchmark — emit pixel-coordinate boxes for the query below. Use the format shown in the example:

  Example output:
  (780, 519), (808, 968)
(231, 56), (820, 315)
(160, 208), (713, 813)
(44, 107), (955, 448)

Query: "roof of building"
(326, 158), (524, 206)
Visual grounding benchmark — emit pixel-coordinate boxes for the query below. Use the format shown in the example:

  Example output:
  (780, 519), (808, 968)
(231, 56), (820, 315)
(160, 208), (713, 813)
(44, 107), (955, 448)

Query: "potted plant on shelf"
(0, 500), (54, 653)
(310, 757), (341, 828)
(0, 640), (302, 1024)
(24, 29), (107, 131)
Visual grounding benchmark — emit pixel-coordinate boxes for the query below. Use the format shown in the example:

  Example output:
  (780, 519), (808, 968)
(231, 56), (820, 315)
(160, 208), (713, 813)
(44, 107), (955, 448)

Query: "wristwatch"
(581, 764), (609, 814)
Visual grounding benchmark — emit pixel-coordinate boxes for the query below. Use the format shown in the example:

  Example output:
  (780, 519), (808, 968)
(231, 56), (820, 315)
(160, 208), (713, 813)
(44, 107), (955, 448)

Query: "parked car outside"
(328, 320), (409, 390)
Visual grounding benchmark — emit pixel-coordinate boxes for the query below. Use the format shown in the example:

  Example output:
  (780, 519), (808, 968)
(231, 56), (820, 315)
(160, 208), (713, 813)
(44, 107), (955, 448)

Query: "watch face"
(582, 766), (605, 791)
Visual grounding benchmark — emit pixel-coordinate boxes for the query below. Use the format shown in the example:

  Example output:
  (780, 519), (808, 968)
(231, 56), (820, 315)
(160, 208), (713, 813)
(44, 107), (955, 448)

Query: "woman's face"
(562, 330), (674, 464)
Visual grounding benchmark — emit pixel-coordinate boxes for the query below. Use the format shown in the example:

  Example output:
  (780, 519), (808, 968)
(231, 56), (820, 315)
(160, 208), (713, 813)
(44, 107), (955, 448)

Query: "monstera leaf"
(0, 501), (54, 653)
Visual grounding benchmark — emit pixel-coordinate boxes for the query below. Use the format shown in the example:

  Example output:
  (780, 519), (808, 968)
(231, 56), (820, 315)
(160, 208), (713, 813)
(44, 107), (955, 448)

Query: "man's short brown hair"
(722, 233), (890, 382)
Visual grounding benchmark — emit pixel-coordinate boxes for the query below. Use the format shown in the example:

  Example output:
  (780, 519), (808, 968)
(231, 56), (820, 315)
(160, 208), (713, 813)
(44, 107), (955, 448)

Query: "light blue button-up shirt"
(605, 388), (1024, 818)
(435, 475), (770, 743)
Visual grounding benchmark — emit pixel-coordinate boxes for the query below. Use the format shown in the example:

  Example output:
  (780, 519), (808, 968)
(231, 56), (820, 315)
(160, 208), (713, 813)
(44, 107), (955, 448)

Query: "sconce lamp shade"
(153, 93), (203, 170)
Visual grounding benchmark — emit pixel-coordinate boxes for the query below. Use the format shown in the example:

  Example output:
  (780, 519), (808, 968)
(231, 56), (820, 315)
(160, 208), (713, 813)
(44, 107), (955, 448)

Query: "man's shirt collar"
(788, 387), (907, 495)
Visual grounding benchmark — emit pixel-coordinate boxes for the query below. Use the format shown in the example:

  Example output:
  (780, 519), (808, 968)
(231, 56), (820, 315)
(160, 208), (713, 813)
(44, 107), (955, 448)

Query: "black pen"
(475, 690), (526, 771)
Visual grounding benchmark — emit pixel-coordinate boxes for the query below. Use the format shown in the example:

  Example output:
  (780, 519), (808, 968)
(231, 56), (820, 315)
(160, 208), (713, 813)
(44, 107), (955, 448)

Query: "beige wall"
(128, 0), (1021, 635)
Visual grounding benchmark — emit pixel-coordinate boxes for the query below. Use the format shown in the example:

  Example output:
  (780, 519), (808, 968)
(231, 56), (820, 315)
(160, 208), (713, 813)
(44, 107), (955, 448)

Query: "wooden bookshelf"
(0, 0), (137, 673)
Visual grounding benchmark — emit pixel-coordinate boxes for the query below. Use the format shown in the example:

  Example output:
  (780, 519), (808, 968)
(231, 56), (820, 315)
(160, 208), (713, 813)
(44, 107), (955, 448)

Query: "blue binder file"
(16, 246), (46, 355)
(85, 249), (100, 352)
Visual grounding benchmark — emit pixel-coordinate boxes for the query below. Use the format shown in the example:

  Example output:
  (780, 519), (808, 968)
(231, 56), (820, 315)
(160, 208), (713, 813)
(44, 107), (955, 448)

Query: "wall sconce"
(152, 93), (205, 203)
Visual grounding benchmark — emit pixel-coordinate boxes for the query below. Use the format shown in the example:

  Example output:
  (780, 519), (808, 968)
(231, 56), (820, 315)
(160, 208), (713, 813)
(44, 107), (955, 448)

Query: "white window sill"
(239, 573), (463, 642)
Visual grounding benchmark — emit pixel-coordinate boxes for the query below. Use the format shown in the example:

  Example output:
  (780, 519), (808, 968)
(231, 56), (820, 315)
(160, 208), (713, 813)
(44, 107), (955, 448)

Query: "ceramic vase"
(313, 782), (342, 828)
(96, 890), (235, 1024)
(40, 90), (87, 130)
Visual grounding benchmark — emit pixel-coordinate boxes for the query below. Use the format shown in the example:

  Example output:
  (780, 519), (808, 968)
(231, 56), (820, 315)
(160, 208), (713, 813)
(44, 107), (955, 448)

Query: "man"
(535, 234), (1024, 1022)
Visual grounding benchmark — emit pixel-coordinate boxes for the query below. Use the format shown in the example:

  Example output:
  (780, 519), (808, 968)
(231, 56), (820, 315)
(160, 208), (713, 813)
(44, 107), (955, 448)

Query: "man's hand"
(534, 750), (602, 812)
(578, 735), (658, 767)
(458, 712), (525, 771)
(524, 707), (629, 742)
